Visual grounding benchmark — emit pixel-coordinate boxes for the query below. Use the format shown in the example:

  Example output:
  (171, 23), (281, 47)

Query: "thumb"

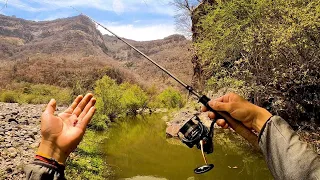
(45, 99), (56, 115)
(208, 100), (232, 112)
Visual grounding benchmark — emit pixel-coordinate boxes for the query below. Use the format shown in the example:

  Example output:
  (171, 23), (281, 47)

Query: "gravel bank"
(0, 102), (65, 180)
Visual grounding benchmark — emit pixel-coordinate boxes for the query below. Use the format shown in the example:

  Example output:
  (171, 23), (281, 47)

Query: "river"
(102, 114), (272, 180)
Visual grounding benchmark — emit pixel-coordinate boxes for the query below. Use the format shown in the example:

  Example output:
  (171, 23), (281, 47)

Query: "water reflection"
(103, 114), (272, 180)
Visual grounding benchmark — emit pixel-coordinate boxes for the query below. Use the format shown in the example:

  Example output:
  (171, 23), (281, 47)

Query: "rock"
(30, 142), (39, 149)
(26, 138), (34, 142)
(5, 126), (12, 131)
(0, 127), (5, 132)
(5, 143), (12, 147)
(9, 151), (17, 158)
(21, 119), (29, 125)
(12, 111), (19, 115)
(6, 167), (13, 173)
(8, 118), (19, 125)
(166, 124), (181, 138)
(8, 147), (16, 152)
(28, 133), (35, 140)
(32, 130), (38, 135)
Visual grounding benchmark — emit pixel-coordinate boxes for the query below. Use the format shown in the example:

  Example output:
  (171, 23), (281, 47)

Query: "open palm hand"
(37, 93), (96, 164)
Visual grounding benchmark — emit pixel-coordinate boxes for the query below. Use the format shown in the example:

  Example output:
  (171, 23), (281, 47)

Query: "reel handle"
(199, 95), (259, 149)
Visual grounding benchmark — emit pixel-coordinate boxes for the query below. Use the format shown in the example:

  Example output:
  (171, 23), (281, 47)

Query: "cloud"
(112, 0), (125, 14)
(6, 0), (175, 15)
(97, 22), (178, 41)
(5, 0), (48, 12)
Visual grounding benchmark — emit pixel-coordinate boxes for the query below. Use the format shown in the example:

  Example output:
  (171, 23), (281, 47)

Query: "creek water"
(103, 114), (273, 180)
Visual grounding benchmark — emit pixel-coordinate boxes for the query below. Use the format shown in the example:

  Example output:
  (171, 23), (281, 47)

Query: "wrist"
(253, 107), (272, 132)
(37, 140), (68, 165)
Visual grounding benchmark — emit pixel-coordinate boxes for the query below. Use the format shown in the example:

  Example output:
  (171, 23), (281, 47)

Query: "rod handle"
(199, 95), (259, 149)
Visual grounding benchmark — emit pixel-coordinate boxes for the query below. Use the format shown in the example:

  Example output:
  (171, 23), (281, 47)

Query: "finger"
(65, 95), (83, 114)
(222, 123), (229, 129)
(208, 100), (232, 112)
(73, 93), (93, 116)
(201, 105), (208, 112)
(78, 106), (96, 130)
(44, 99), (56, 115)
(214, 96), (225, 102)
(208, 112), (216, 119)
(79, 98), (96, 119)
(216, 119), (227, 127)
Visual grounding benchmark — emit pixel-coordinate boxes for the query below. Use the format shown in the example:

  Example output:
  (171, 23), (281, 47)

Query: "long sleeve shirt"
(259, 116), (320, 179)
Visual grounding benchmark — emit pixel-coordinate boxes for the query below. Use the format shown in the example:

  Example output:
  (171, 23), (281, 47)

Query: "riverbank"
(0, 102), (319, 179)
(0, 102), (43, 179)
(0, 102), (112, 180)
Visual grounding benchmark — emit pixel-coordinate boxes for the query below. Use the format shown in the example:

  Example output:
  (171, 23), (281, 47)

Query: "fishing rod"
(71, 7), (259, 173)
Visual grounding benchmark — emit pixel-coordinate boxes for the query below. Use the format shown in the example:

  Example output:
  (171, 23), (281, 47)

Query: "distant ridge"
(0, 14), (193, 92)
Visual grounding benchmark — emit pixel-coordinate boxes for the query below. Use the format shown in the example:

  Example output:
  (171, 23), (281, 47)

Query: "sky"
(0, 0), (183, 41)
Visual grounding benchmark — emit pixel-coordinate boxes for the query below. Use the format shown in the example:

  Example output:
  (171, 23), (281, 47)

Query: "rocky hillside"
(104, 34), (193, 91)
(0, 14), (112, 89)
(0, 14), (193, 92)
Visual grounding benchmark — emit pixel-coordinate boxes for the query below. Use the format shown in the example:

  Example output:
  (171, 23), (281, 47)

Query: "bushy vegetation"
(65, 130), (112, 180)
(0, 83), (72, 105)
(192, 0), (320, 127)
(119, 83), (148, 115)
(92, 76), (148, 130)
(91, 76), (186, 130)
(152, 87), (185, 109)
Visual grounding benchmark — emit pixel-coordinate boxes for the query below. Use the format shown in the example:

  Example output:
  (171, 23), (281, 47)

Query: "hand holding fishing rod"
(202, 93), (272, 134)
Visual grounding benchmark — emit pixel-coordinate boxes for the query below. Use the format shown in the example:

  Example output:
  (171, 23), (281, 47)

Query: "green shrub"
(65, 130), (111, 180)
(0, 83), (72, 105)
(91, 114), (109, 131)
(94, 76), (123, 121)
(155, 87), (185, 109)
(0, 91), (19, 103)
(119, 83), (148, 115)
(193, 0), (320, 126)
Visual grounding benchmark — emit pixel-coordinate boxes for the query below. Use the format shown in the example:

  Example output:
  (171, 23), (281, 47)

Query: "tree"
(171, 0), (202, 37)
(94, 76), (123, 121)
(119, 83), (148, 115)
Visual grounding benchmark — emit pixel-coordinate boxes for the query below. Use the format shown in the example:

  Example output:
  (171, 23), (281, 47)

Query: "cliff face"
(0, 14), (111, 88)
(0, 14), (193, 91)
(190, 0), (217, 90)
(0, 15), (107, 59)
(103, 34), (193, 91)
(190, 0), (320, 127)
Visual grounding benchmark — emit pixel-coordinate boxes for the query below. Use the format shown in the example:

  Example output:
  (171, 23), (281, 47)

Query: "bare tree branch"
(170, 0), (202, 37)
(0, 0), (8, 12)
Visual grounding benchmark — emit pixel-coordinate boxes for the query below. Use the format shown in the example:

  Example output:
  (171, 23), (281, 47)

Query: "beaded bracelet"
(35, 154), (65, 169)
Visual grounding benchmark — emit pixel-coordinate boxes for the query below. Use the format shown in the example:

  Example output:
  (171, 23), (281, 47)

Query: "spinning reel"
(178, 115), (215, 174)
